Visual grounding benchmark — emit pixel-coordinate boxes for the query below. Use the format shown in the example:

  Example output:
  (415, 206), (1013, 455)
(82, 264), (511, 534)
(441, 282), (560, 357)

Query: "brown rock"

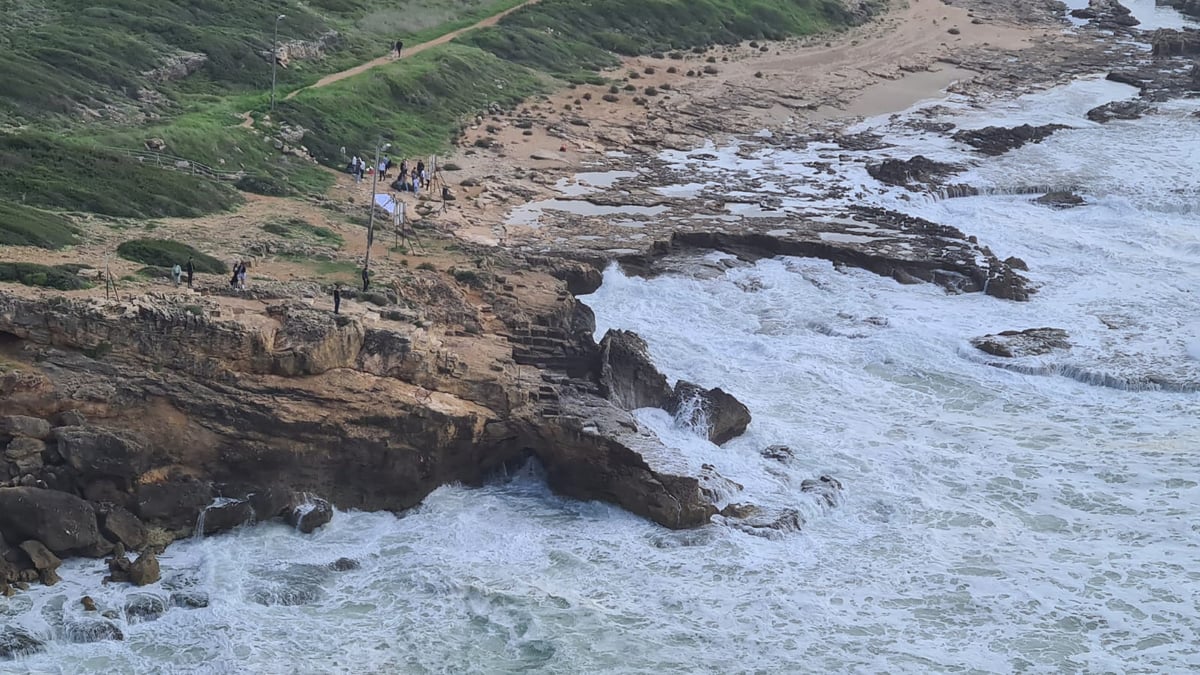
(129, 551), (160, 586)
(98, 506), (148, 551)
(0, 415), (51, 440)
(666, 381), (752, 445)
(18, 540), (61, 571)
(597, 329), (673, 411)
(81, 596), (98, 611)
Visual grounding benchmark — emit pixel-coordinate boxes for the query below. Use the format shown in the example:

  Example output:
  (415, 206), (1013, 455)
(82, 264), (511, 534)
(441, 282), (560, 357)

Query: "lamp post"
(270, 14), (286, 111)
(364, 141), (391, 275)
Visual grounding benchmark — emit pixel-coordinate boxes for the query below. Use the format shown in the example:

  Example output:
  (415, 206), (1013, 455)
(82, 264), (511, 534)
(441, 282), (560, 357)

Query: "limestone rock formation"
(952, 124), (1070, 155)
(597, 329), (673, 410)
(0, 488), (104, 555)
(285, 498), (334, 534)
(98, 506), (148, 551)
(972, 328), (1072, 358)
(666, 381), (752, 445)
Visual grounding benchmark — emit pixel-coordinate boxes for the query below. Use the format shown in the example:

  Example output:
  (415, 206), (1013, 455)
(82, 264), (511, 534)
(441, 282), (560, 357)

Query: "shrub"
(417, 262), (437, 271)
(0, 262), (91, 290)
(703, 65), (719, 74)
(236, 175), (294, 197)
(602, 94), (620, 103)
(644, 66), (656, 75)
(644, 87), (659, 96)
(609, 85), (620, 94)
(667, 66), (678, 74)
(0, 202), (78, 249)
(116, 239), (226, 274)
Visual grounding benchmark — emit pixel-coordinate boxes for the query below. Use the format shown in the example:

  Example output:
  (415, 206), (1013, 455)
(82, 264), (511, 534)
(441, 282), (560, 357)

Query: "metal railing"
(95, 145), (246, 182)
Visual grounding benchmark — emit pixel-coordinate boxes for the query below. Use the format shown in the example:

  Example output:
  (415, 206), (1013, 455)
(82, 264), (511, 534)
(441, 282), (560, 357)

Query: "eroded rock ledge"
(0, 262), (759, 587)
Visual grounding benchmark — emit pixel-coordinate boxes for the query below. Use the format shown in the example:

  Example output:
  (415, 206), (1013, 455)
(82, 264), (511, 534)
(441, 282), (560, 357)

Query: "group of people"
(346, 154), (433, 193)
(230, 261), (249, 291)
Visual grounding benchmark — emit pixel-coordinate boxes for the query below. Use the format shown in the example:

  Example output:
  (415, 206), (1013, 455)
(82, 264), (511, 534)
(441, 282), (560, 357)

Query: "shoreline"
(2, 0), (1197, 616)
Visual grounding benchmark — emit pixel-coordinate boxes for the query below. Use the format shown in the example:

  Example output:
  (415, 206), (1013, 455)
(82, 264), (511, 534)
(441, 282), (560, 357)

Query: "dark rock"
(801, 475), (844, 507)
(54, 410), (87, 427)
(597, 329), (673, 411)
(761, 445), (795, 462)
(124, 594), (167, 622)
(98, 506), (148, 551)
(1086, 100), (1154, 123)
(55, 426), (148, 482)
(866, 155), (961, 188)
(0, 416), (51, 440)
(952, 124), (1069, 155)
(0, 487), (103, 555)
(719, 503), (760, 519)
(81, 596), (97, 612)
(972, 328), (1072, 358)
(64, 620), (124, 643)
(285, 497), (333, 534)
(666, 381), (751, 445)
(328, 557), (360, 572)
(136, 479), (213, 531)
(0, 626), (44, 659)
(245, 485), (292, 521)
(83, 479), (130, 507)
(1070, 7), (1098, 18)
(729, 508), (804, 538)
(1004, 256), (1029, 272)
(129, 551), (161, 586)
(17, 540), (60, 571)
(1034, 191), (1086, 208)
(199, 499), (255, 535)
(170, 590), (210, 609)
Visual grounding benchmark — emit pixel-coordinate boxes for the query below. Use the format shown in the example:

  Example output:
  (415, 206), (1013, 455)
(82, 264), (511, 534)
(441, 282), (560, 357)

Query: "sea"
(5, 13), (1200, 675)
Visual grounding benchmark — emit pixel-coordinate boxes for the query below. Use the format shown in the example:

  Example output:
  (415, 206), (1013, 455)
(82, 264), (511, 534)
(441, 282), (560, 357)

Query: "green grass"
(0, 262), (92, 290)
(460, 0), (857, 75)
(0, 202), (79, 249)
(117, 238), (227, 273)
(262, 217), (345, 247)
(278, 44), (547, 165)
(0, 134), (242, 218)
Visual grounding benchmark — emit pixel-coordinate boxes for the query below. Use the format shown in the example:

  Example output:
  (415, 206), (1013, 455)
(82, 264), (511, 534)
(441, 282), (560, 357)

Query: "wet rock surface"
(1034, 191), (1086, 208)
(952, 124), (1070, 155)
(972, 328), (1072, 358)
(1086, 100), (1155, 123)
(286, 498), (334, 534)
(665, 381), (752, 446)
(0, 626), (44, 659)
(866, 155), (962, 189)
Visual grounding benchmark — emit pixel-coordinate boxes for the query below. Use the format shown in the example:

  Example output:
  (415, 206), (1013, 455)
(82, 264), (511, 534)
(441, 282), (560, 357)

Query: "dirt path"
(284, 0), (541, 101)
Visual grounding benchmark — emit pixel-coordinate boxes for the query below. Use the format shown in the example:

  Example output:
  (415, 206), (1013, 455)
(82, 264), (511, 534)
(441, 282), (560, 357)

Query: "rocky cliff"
(0, 260), (751, 590)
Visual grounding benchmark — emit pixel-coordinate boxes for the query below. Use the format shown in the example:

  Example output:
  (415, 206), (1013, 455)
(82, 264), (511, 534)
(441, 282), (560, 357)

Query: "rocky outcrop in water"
(866, 155), (962, 189)
(971, 328), (1072, 357)
(597, 330), (673, 410)
(952, 124), (1070, 155)
(665, 381), (751, 445)
(1034, 191), (1086, 208)
(1086, 100), (1155, 123)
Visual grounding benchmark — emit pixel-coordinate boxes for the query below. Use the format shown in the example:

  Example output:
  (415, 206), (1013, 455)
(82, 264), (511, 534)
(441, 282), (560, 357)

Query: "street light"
(364, 141), (391, 280)
(270, 14), (286, 111)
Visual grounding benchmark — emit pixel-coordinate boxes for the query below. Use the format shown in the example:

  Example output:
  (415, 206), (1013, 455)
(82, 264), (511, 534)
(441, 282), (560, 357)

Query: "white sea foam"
(7, 79), (1200, 674)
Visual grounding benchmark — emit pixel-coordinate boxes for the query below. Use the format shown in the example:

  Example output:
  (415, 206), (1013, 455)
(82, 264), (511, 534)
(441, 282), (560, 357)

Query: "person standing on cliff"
(361, 266), (370, 293)
(171, 263), (182, 287)
(333, 285), (341, 314)
(186, 256), (194, 289)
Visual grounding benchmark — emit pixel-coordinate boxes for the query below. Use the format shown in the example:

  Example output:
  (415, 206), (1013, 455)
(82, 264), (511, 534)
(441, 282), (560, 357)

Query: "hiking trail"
(283, 0), (541, 101)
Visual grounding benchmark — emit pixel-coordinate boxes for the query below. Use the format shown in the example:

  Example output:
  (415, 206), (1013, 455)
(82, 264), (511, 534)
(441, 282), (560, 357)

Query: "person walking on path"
(394, 40), (404, 58)
(186, 256), (195, 289)
(171, 263), (182, 287)
(361, 266), (370, 293)
(333, 286), (342, 314)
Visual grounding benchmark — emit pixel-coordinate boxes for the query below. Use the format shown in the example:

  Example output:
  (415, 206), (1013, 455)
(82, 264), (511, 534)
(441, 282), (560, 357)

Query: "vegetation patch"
(117, 239), (226, 273)
(0, 202), (79, 249)
(0, 135), (242, 218)
(261, 217), (344, 247)
(0, 262), (92, 290)
(278, 44), (546, 166)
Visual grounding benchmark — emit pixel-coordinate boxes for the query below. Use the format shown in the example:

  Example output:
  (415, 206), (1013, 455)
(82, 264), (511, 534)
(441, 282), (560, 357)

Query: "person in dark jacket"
(186, 256), (194, 288)
(333, 286), (341, 314)
(361, 266), (370, 293)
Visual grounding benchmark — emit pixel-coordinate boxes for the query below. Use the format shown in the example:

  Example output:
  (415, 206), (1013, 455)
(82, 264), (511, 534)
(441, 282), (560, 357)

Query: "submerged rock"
(0, 626), (44, 659)
(801, 475), (844, 508)
(728, 508), (805, 539)
(1086, 100), (1154, 123)
(124, 593), (168, 623)
(972, 328), (1072, 358)
(328, 557), (360, 572)
(170, 590), (210, 609)
(64, 620), (124, 643)
(761, 445), (795, 462)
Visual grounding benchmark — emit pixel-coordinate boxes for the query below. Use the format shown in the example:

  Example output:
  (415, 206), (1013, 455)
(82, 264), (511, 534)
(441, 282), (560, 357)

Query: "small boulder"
(98, 506), (147, 551)
(729, 508), (804, 539)
(129, 551), (161, 586)
(719, 503), (760, 519)
(328, 557), (360, 572)
(1086, 100), (1154, 123)
(64, 620), (124, 643)
(0, 416), (51, 441)
(666, 381), (752, 445)
(81, 596), (97, 612)
(761, 445), (795, 462)
(17, 541), (60, 572)
(285, 498), (333, 534)
(801, 475), (844, 507)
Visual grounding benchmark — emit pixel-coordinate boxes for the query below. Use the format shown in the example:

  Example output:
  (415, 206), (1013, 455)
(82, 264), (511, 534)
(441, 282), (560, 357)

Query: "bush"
(667, 66), (678, 74)
(644, 87), (659, 96)
(236, 175), (294, 197)
(417, 262), (437, 272)
(0, 262), (91, 290)
(644, 66), (656, 75)
(703, 65), (719, 74)
(117, 239), (226, 274)
(602, 94), (620, 103)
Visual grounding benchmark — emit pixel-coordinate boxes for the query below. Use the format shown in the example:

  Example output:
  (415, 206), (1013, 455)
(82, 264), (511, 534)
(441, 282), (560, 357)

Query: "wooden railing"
(95, 146), (246, 182)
